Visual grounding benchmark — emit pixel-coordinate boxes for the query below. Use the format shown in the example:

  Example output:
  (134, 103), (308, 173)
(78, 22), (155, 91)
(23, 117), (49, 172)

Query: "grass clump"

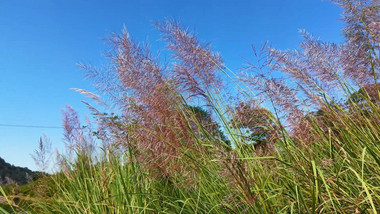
(3, 0), (379, 213)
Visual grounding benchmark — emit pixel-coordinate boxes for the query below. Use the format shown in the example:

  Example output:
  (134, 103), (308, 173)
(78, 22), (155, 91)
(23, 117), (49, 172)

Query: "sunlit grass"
(1, 0), (379, 212)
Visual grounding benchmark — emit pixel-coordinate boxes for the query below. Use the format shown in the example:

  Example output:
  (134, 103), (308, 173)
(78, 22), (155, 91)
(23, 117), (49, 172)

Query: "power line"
(0, 124), (63, 129)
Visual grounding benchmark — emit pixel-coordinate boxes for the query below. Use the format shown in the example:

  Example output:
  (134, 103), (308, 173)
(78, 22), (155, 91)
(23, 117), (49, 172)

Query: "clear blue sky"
(0, 0), (343, 171)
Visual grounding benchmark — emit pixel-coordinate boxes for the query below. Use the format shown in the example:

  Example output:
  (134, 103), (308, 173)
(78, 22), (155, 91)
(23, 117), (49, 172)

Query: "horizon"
(0, 0), (343, 171)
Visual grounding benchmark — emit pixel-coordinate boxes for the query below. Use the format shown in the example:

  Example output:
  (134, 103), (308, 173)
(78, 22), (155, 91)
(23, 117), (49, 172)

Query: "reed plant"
(2, 0), (379, 213)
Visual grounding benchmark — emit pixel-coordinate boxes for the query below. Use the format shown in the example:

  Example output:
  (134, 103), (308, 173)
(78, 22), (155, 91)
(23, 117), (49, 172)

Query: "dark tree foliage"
(230, 101), (279, 150)
(185, 105), (230, 146)
(349, 84), (380, 107)
(0, 157), (38, 185)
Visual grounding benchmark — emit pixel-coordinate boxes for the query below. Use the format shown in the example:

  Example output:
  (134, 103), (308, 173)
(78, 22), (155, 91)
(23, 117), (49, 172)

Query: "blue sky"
(0, 0), (343, 171)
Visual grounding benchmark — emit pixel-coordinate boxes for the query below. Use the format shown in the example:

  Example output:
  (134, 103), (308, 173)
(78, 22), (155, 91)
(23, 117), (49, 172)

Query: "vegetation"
(1, 0), (379, 213)
(0, 157), (37, 186)
(0, 158), (42, 213)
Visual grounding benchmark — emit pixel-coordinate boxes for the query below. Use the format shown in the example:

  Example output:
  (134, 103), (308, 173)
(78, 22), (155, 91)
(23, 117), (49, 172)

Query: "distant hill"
(0, 157), (38, 185)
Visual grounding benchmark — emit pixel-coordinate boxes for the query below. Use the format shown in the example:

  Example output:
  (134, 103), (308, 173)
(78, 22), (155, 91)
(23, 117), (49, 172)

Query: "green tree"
(230, 101), (278, 150)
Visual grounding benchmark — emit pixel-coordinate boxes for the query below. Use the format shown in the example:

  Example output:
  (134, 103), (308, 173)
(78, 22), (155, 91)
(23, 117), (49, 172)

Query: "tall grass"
(20, 97), (379, 213)
(3, 0), (379, 213)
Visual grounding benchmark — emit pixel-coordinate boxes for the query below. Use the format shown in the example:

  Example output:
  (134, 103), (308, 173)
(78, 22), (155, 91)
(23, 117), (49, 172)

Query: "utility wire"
(0, 124), (63, 129)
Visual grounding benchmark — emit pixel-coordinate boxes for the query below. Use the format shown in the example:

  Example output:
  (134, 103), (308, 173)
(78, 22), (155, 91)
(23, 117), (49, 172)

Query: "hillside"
(0, 157), (37, 185)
